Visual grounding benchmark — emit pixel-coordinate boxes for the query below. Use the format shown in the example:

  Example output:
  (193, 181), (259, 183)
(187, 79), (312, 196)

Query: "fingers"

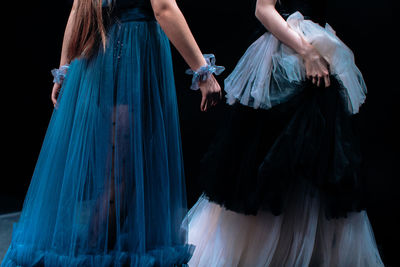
(201, 92), (221, 111)
(199, 76), (222, 112)
(324, 74), (331, 87)
(211, 97), (216, 108)
(202, 93), (219, 112)
(51, 91), (57, 107)
(312, 76), (317, 85)
(317, 76), (321, 87)
(203, 99), (208, 112)
(51, 83), (61, 108)
(305, 55), (330, 88)
(309, 74), (331, 88)
(211, 90), (220, 107)
(200, 95), (207, 112)
(208, 78), (217, 107)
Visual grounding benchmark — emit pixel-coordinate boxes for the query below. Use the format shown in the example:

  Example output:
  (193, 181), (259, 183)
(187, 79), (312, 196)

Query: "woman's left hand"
(301, 44), (331, 87)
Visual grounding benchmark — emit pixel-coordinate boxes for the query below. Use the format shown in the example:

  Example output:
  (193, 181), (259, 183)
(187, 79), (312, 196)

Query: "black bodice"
(104, 0), (154, 21)
(103, 0), (152, 15)
(113, 0), (152, 10)
(277, 0), (327, 25)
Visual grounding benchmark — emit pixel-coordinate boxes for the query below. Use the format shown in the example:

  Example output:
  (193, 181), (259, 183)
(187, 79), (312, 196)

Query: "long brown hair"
(68, 0), (112, 60)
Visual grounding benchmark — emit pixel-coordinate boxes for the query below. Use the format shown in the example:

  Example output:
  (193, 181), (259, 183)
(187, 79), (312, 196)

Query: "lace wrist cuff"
(51, 64), (70, 84)
(185, 54), (225, 90)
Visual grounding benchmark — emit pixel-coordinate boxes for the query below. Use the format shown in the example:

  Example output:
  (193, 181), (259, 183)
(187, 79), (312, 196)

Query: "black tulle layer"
(200, 77), (365, 219)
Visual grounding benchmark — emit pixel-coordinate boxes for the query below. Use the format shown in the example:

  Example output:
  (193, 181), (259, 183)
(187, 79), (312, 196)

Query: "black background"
(1, 0), (398, 265)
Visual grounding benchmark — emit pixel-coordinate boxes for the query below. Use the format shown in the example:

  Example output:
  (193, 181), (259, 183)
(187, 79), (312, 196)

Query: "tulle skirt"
(197, 11), (369, 219)
(1, 9), (192, 267)
(199, 77), (365, 219)
(187, 196), (384, 267)
(187, 10), (383, 267)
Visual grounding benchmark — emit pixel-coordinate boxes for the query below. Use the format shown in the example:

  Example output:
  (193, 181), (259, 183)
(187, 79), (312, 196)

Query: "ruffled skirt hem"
(2, 244), (193, 267)
(186, 196), (384, 267)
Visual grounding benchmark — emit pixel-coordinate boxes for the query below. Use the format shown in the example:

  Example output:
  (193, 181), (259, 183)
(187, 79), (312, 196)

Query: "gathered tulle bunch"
(225, 12), (367, 114)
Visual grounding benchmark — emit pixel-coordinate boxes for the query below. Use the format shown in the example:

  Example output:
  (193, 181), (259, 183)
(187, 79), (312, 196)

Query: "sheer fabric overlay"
(225, 12), (366, 114)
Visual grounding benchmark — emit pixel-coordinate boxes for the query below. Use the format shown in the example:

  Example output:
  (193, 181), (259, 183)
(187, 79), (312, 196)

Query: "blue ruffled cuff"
(51, 64), (70, 84)
(185, 54), (225, 90)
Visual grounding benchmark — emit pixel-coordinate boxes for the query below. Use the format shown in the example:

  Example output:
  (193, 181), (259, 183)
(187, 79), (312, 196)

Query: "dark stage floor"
(0, 212), (20, 262)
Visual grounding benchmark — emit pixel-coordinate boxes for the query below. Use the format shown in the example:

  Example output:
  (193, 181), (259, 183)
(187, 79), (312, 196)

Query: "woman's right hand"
(51, 83), (62, 108)
(199, 75), (222, 112)
(301, 44), (331, 87)
(150, 0), (223, 111)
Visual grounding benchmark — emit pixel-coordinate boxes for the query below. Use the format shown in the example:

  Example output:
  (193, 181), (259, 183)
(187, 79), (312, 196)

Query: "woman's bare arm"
(151, 0), (206, 70)
(255, 0), (330, 87)
(255, 0), (311, 56)
(150, 0), (221, 111)
(51, 0), (78, 107)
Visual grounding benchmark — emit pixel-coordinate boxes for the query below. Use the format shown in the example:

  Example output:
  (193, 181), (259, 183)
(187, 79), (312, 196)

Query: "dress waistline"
(112, 7), (155, 22)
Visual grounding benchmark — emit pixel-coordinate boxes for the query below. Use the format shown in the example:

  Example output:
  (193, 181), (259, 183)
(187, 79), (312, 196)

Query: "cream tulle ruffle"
(225, 12), (367, 114)
(186, 195), (384, 267)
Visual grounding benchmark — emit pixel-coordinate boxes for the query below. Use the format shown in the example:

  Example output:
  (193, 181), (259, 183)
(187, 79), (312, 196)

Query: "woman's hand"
(199, 75), (222, 112)
(51, 83), (61, 108)
(301, 44), (331, 87)
(255, 0), (330, 87)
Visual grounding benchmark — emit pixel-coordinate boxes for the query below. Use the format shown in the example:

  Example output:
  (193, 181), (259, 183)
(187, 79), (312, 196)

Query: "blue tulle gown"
(1, 1), (193, 266)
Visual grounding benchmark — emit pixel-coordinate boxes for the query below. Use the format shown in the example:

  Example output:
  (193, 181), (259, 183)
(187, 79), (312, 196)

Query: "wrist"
(296, 35), (314, 59)
(185, 54), (225, 90)
(299, 42), (313, 58)
(198, 74), (213, 87)
(190, 58), (208, 72)
(51, 64), (70, 85)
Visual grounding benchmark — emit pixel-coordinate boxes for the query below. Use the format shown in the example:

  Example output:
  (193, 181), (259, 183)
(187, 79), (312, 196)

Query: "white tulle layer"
(225, 12), (367, 114)
(186, 195), (384, 267)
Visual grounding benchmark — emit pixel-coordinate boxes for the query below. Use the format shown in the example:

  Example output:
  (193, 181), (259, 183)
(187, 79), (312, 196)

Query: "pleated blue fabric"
(1, 6), (193, 267)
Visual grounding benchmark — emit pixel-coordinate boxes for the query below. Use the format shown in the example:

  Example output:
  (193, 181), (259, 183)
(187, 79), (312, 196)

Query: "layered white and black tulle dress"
(186, 0), (384, 266)
(1, 0), (193, 266)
